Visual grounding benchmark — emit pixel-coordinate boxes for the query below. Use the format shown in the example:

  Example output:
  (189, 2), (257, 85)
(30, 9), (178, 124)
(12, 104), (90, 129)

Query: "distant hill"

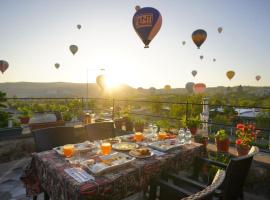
(0, 82), (269, 98)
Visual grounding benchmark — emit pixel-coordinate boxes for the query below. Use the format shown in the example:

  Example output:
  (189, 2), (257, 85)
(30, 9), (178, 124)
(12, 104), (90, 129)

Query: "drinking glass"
(63, 144), (75, 158)
(101, 142), (112, 155)
(158, 132), (167, 140)
(152, 124), (158, 134)
(135, 132), (143, 142)
(178, 128), (186, 144)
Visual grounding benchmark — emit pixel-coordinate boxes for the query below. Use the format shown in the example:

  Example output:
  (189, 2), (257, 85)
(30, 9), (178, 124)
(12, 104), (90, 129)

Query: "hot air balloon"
(149, 87), (156, 94)
(226, 71), (235, 80)
(213, 58), (216, 62)
(96, 75), (105, 91)
(200, 55), (204, 60)
(135, 5), (141, 11)
(55, 63), (60, 69)
(185, 82), (194, 93)
(256, 75), (261, 81)
(77, 24), (81, 30)
(192, 29), (207, 49)
(69, 45), (78, 55)
(182, 41), (186, 45)
(193, 83), (206, 94)
(191, 70), (197, 77)
(133, 7), (162, 48)
(218, 27), (223, 33)
(164, 85), (171, 91)
(0, 60), (9, 74)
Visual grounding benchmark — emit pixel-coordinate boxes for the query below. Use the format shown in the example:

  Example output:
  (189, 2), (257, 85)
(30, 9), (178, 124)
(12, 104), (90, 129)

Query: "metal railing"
(3, 97), (270, 152)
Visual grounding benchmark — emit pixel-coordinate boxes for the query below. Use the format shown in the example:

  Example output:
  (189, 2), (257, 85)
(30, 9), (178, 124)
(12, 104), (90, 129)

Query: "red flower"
(236, 139), (242, 145)
(237, 123), (244, 129)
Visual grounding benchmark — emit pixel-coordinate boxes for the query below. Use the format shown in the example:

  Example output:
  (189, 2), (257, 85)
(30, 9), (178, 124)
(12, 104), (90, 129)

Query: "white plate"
(129, 149), (154, 158)
(82, 152), (135, 174)
(148, 140), (183, 152)
(112, 142), (139, 151)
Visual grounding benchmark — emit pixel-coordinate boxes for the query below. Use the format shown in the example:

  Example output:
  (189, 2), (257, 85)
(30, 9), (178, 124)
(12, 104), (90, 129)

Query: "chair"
(149, 170), (225, 200)
(153, 146), (259, 200)
(85, 122), (115, 141)
(33, 126), (83, 152)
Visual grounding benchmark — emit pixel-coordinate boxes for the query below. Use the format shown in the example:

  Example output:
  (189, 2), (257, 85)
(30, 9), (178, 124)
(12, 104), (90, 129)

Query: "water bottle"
(178, 128), (186, 144)
(185, 129), (192, 144)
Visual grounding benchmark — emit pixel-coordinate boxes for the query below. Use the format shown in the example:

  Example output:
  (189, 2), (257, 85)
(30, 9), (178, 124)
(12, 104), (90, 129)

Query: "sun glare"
(105, 72), (123, 89)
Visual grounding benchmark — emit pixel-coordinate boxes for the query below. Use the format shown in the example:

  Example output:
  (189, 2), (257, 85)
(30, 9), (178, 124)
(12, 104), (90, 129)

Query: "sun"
(104, 72), (123, 89)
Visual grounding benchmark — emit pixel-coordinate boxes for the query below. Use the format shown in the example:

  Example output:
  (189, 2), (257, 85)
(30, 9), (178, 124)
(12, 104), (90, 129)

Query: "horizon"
(1, 81), (269, 90)
(1, 0), (270, 88)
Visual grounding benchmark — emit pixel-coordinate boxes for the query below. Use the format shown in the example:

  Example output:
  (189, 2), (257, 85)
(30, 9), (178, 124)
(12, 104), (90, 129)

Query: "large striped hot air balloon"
(193, 83), (206, 94)
(192, 29), (207, 49)
(0, 60), (9, 74)
(133, 7), (162, 48)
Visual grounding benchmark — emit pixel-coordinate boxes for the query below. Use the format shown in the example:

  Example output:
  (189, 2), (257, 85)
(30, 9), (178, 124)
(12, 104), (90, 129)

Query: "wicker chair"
(151, 146), (259, 200)
(33, 126), (86, 152)
(149, 170), (225, 200)
(85, 122), (115, 141)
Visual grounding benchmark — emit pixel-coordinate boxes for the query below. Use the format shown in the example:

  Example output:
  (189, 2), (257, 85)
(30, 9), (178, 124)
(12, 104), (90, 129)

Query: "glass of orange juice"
(158, 132), (167, 140)
(63, 144), (75, 158)
(101, 142), (112, 155)
(134, 132), (143, 142)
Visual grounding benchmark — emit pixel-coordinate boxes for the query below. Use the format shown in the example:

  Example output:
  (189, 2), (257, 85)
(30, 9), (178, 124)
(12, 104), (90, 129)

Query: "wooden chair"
(152, 146), (259, 200)
(149, 170), (225, 200)
(85, 122), (115, 141)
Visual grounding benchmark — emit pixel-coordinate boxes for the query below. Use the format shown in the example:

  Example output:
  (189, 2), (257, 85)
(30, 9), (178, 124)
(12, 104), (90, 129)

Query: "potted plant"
(134, 119), (145, 132)
(235, 123), (256, 156)
(215, 129), (230, 153)
(18, 106), (32, 124)
(123, 116), (134, 132)
(185, 117), (200, 135)
(194, 134), (208, 148)
(114, 118), (123, 130)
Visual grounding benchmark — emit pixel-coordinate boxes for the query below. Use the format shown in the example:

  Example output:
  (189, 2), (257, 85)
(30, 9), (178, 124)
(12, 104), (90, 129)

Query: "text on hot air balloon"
(135, 13), (153, 28)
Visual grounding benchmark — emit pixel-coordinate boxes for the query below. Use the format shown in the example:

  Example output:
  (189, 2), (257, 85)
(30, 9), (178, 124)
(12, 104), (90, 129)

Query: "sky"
(0, 0), (270, 89)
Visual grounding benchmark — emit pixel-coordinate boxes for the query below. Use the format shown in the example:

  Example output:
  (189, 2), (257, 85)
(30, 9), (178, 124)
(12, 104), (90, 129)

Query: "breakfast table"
(21, 134), (204, 200)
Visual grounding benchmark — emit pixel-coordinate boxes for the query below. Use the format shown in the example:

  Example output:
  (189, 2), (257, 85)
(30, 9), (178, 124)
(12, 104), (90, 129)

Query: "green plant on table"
(215, 129), (229, 141)
(134, 118), (145, 126)
(183, 116), (200, 128)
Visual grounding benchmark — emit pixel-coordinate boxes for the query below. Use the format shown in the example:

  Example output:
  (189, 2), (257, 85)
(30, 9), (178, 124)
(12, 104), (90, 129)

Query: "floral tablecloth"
(21, 143), (204, 200)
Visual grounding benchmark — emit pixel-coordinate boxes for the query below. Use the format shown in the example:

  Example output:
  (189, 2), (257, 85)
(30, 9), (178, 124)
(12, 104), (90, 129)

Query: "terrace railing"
(3, 97), (270, 152)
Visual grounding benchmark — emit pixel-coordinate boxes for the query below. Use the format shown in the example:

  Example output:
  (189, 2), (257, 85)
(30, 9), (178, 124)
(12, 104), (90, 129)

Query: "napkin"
(64, 168), (95, 183)
(152, 150), (166, 156)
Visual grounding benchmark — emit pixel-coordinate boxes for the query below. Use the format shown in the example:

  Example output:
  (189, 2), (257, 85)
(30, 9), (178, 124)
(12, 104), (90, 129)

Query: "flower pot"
(125, 121), (134, 132)
(236, 145), (250, 156)
(20, 116), (30, 124)
(202, 138), (208, 149)
(215, 138), (229, 153)
(190, 127), (197, 135)
(114, 119), (123, 130)
(194, 136), (208, 148)
(134, 123), (144, 132)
